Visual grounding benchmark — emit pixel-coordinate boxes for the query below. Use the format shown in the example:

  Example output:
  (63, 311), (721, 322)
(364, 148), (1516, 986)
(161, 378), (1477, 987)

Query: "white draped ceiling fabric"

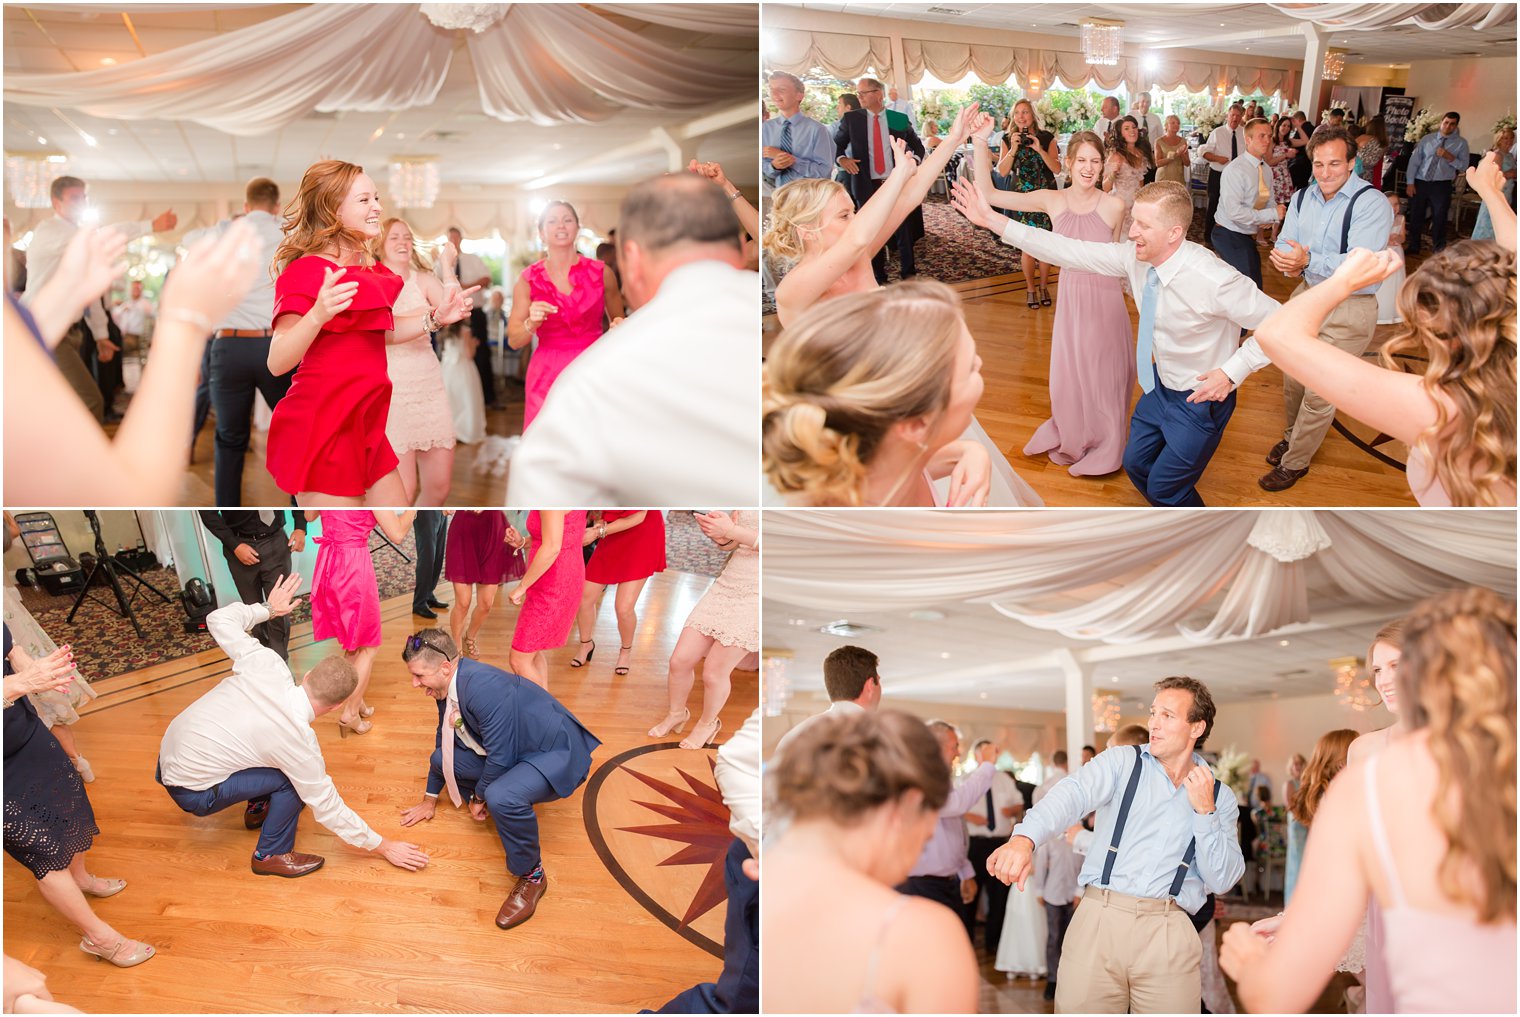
(763, 510), (1514, 645)
(1267, 2), (1517, 30)
(766, 29), (1296, 97)
(3, 3), (758, 133)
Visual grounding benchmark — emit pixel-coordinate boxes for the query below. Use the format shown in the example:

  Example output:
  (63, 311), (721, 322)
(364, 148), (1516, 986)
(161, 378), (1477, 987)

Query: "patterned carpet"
(12, 513), (728, 681)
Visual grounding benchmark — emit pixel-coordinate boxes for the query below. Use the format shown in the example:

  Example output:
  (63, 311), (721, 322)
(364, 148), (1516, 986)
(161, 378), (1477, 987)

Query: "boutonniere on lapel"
(453, 714), (466, 731)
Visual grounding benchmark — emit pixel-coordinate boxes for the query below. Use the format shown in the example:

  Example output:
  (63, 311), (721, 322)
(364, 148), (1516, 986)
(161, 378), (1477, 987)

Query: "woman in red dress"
(266, 160), (476, 505)
(572, 511), (667, 677)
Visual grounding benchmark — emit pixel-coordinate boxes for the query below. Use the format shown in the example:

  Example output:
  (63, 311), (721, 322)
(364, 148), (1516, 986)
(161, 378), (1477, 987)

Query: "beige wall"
(1338, 64), (1409, 88)
(1404, 56), (1517, 145)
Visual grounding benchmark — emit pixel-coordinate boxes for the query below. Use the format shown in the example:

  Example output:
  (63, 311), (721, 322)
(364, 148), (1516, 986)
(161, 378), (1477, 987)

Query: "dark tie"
(1231, 130), (1238, 160)
(779, 119), (794, 184)
(985, 788), (996, 831)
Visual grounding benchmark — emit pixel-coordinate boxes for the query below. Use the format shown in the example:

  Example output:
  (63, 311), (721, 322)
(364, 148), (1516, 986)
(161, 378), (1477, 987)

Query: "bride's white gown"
(441, 332), (486, 443)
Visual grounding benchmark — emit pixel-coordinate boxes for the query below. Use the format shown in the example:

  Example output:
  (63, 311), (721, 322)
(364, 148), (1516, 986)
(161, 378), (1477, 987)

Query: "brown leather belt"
(214, 329), (273, 338)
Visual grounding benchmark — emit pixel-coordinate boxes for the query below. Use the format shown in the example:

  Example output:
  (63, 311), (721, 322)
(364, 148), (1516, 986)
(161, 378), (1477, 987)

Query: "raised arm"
(970, 113), (1059, 217)
(951, 177), (1130, 278)
(1253, 248), (1434, 445)
(1467, 151), (1517, 252)
(883, 103), (981, 236)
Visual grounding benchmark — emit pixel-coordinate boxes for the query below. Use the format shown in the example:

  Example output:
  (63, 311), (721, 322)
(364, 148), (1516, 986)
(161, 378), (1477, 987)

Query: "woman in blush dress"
(573, 511), (666, 677)
(1103, 117), (1152, 235)
(445, 510), (524, 660)
(972, 126), (1132, 476)
(266, 160), (476, 506)
(507, 202), (624, 433)
(1222, 588), (1516, 1014)
(507, 511), (587, 690)
(648, 511), (757, 750)
(372, 218), (457, 506)
(308, 508), (416, 735)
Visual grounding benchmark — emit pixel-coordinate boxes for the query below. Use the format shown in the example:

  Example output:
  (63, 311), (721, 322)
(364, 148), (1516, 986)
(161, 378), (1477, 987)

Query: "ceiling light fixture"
(1323, 49), (1346, 81)
(388, 157), (440, 209)
(5, 153), (69, 208)
(1331, 655), (1379, 711)
(1081, 18), (1123, 66)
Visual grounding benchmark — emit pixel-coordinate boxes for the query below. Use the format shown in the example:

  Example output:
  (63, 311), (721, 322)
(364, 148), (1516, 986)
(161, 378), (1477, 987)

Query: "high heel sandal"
(614, 645), (633, 676)
(80, 876), (127, 899)
(1026, 290), (1039, 310)
(359, 703), (375, 719)
(1039, 286), (1052, 307)
(679, 717), (723, 751)
(569, 639), (596, 668)
(338, 716), (373, 738)
(648, 708), (690, 739)
(79, 935), (155, 967)
(463, 637), (479, 658)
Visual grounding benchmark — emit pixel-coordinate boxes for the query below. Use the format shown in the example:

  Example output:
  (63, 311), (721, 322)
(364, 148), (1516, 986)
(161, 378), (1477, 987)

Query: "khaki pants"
(1054, 887), (1202, 1015)
(1280, 282), (1378, 471)
(55, 325), (105, 423)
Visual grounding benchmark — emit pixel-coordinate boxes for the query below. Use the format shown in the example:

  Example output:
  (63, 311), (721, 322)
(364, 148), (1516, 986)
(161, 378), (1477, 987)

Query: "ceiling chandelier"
(1091, 690), (1121, 733)
(1331, 655), (1380, 711)
(1323, 49), (1347, 81)
(388, 158), (440, 210)
(5, 153), (68, 209)
(763, 650), (793, 717)
(1081, 19), (1123, 66)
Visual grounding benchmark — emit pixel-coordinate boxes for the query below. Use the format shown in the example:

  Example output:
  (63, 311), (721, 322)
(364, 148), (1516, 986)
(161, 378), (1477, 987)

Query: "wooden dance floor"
(3, 570), (756, 1014)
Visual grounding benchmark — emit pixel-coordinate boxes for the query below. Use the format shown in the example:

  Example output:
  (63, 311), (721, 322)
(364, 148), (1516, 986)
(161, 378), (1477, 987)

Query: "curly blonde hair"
(1379, 240), (1516, 506)
(1288, 727), (1357, 827)
(1398, 586), (1516, 922)
(368, 216), (432, 273)
(274, 159), (375, 274)
(763, 177), (848, 264)
(762, 280), (965, 506)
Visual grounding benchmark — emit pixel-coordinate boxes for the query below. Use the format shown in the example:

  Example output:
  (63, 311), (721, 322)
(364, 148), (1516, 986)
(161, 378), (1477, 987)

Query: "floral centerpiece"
(1065, 95), (1098, 131)
(1211, 745), (1251, 802)
(1033, 97), (1066, 134)
(1405, 107), (1441, 142)
(1320, 101), (1351, 125)
(1492, 112), (1517, 135)
(1194, 107), (1225, 135)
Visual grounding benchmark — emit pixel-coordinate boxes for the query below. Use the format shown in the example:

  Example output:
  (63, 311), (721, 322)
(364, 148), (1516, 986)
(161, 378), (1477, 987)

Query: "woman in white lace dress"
(373, 219), (458, 505)
(648, 511), (757, 751)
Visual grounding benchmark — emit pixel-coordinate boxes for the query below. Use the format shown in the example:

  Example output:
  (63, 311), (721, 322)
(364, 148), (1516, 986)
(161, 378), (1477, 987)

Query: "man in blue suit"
(834, 76), (926, 283)
(399, 630), (600, 929)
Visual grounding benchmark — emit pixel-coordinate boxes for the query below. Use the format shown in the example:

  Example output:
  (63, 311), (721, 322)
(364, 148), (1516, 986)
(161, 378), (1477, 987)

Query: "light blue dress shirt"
(761, 112), (834, 187)
(1010, 744), (1244, 916)
(1274, 173), (1394, 294)
(1406, 129), (1470, 184)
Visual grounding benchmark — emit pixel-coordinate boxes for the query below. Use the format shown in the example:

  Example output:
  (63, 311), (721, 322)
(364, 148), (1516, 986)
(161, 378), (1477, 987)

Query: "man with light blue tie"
(1404, 111), (1468, 255)
(762, 71), (833, 192)
(1261, 126), (1393, 492)
(952, 178), (1279, 507)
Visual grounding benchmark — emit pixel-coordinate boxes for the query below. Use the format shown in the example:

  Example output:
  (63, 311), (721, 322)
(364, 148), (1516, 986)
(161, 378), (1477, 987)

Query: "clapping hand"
(265, 572), (304, 618)
(1268, 238), (1309, 277)
(888, 136), (918, 177)
(947, 101), (981, 145)
(434, 283), (480, 328)
(968, 110), (997, 142)
(16, 646), (76, 697)
(950, 177), (1006, 233)
(1466, 150), (1507, 197)
(1331, 247), (1400, 293)
(436, 240), (458, 273)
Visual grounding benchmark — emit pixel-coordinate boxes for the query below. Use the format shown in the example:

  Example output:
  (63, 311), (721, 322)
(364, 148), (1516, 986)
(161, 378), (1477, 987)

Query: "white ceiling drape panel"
(589, 3), (759, 34)
(764, 510), (1515, 645)
(1267, 2), (1516, 31)
(4, 3), (755, 133)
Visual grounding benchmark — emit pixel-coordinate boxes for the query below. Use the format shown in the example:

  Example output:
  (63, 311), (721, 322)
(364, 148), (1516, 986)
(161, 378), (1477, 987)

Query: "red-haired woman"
(266, 160), (476, 505)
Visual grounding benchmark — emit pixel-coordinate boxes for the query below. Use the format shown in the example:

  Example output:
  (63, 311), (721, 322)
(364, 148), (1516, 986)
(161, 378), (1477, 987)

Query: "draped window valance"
(3, 3), (756, 134)
(771, 29), (1296, 97)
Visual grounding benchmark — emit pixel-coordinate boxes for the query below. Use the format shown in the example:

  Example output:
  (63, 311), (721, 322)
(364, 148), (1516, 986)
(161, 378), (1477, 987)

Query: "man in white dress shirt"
(953, 177), (1280, 506)
(887, 86), (915, 120)
(1211, 118), (1288, 290)
(21, 175), (176, 422)
(772, 644), (882, 758)
(505, 173), (757, 505)
(1134, 94), (1164, 184)
(1092, 95), (1122, 148)
(1201, 104), (1248, 244)
(156, 574), (429, 878)
(109, 280), (154, 355)
(965, 739), (1023, 955)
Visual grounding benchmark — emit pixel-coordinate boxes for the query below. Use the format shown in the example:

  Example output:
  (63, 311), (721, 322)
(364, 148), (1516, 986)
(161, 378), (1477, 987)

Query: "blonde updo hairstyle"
(763, 280), (967, 506)
(1380, 240), (1516, 506)
(1396, 586), (1516, 923)
(769, 709), (951, 824)
(763, 177), (849, 264)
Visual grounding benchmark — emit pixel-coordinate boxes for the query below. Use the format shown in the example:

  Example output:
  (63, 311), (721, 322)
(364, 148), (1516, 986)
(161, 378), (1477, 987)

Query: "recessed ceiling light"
(979, 691), (989, 699)
(36, 136), (46, 144)
(939, 651), (952, 659)
(1279, 639), (1290, 647)
(1111, 676), (1119, 683)
(101, 57), (116, 66)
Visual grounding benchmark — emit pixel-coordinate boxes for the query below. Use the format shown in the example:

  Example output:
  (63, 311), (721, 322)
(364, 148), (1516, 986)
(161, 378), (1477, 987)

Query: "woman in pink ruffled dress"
(506, 202), (624, 433)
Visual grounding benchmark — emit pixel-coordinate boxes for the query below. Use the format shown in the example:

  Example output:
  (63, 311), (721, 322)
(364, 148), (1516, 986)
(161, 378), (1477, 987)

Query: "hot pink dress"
(310, 510), (382, 652)
(510, 511), (588, 653)
(521, 257), (606, 431)
(1022, 208), (1134, 476)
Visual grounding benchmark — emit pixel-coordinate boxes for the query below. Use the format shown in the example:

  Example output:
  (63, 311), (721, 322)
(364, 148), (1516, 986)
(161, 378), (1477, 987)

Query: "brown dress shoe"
(495, 872), (547, 929)
(1265, 440), (1290, 468)
(251, 851), (325, 878)
(244, 796), (270, 830)
(1258, 464), (1309, 491)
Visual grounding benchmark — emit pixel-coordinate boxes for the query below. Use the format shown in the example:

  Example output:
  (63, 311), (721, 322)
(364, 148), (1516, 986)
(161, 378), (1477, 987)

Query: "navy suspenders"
(1292, 182), (1374, 254)
(1099, 744), (1220, 900)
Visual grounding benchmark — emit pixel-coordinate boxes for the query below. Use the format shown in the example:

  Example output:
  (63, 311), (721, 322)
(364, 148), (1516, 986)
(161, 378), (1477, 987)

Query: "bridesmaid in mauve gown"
(508, 510), (588, 690)
(444, 511), (524, 660)
(310, 509), (416, 735)
(506, 201), (624, 433)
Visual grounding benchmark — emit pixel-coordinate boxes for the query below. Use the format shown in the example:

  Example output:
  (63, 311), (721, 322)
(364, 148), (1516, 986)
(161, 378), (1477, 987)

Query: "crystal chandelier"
(1323, 49), (1346, 81)
(388, 158), (440, 210)
(5, 153), (69, 209)
(1081, 19), (1123, 66)
(1331, 655), (1380, 711)
(763, 650), (794, 717)
(1091, 690), (1121, 733)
